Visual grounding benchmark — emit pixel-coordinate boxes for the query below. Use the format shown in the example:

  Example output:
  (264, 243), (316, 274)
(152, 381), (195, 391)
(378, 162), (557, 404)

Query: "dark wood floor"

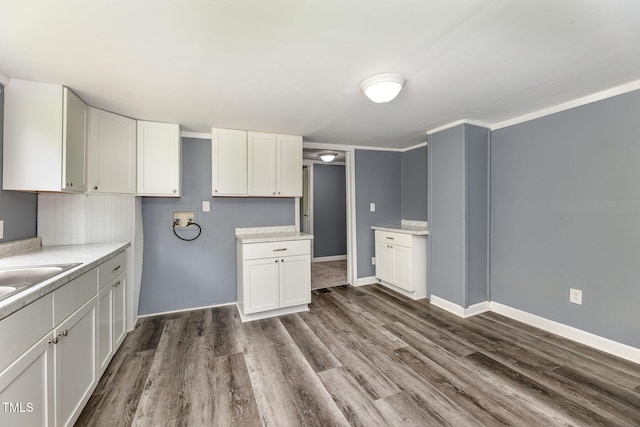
(76, 284), (640, 426)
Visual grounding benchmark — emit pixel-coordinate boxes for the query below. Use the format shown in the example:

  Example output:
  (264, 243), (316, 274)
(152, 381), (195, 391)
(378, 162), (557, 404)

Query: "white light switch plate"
(202, 201), (211, 212)
(370, 203), (375, 212)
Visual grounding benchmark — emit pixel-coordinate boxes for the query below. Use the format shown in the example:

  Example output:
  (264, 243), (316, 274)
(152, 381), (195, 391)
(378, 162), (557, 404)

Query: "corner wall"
(491, 89), (640, 348)
(138, 138), (295, 315)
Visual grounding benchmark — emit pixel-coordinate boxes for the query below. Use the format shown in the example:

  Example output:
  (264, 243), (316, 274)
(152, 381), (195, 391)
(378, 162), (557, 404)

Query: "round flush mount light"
(319, 152), (338, 163)
(360, 73), (405, 103)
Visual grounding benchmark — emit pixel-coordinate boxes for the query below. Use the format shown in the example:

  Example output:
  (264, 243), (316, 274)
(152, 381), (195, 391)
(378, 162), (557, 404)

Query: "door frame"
(298, 143), (356, 286)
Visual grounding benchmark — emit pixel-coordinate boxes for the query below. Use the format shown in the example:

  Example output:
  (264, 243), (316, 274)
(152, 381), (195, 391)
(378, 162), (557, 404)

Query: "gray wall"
(428, 124), (489, 307)
(355, 149), (402, 278)
(139, 138), (294, 315)
(313, 163), (346, 258)
(0, 84), (38, 242)
(491, 90), (640, 348)
(429, 126), (464, 304)
(402, 145), (427, 221)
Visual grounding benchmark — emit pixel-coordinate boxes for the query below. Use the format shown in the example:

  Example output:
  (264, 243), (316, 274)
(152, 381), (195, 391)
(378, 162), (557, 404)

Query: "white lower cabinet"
(374, 230), (427, 299)
(54, 298), (97, 427)
(0, 250), (128, 426)
(0, 333), (55, 426)
(237, 238), (311, 321)
(98, 273), (126, 374)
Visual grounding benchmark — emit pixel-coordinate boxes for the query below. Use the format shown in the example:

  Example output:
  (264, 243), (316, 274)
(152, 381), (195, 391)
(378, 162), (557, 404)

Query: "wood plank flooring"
(76, 284), (640, 426)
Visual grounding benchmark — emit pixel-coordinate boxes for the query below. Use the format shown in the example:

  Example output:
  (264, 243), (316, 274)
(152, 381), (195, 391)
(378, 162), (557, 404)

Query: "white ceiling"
(1, 1), (640, 149)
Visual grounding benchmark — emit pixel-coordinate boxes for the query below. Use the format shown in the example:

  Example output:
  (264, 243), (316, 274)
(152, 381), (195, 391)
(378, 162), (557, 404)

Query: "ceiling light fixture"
(319, 152), (338, 163)
(360, 73), (405, 103)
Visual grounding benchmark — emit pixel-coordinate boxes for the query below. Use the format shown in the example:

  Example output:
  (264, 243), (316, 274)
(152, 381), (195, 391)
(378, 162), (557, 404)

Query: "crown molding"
(181, 131), (211, 139)
(426, 119), (491, 135)
(491, 79), (640, 130)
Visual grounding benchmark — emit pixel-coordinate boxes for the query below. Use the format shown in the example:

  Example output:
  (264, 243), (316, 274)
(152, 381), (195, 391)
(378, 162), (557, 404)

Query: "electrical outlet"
(371, 256), (375, 265)
(202, 201), (211, 212)
(569, 288), (582, 305)
(370, 203), (376, 212)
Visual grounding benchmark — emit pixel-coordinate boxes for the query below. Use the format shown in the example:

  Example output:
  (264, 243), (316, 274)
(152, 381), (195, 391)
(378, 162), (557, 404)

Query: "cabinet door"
(113, 277), (127, 349)
(55, 298), (97, 427)
(247, 132), (277, 196)
(97, 285), (113, 375)
(375, 241), (393, 283)
(392, 245), (413, 291)
(137, 121), (181, 196)
(279, 255), (311, 307)
(212, 128), (247, 196)
(244, 258), (280, 314)
(62, 88), (88, 192)
(0, 333), (55, 426)
(276, 135), (302, 197)
(88, 108), (137, 194)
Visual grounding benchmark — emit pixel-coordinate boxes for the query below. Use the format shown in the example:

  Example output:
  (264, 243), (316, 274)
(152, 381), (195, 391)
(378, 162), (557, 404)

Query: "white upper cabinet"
(136, 120), (181, 196)
(247, 132), (302, 197)
(212, 127), (247, 196)
(276, 134), (303, 197)
(3, 79), (87, 192)
(88, 108), (137, 194)
(248, 132), (277, 196)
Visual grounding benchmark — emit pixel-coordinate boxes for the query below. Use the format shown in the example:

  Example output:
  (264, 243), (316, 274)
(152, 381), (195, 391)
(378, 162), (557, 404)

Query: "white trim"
(430, 296), (490, 318)
(426, 119), (492, 135)
(491, 79), (640, 130)
(0, 72), (10, 86)
(465, 301), (492, 317)
(294, 197), (300, 232)
(181, 131), (211, 139)
(354, 276), (377, 287)
(236, 304), (308, 322)
(313, 255), (347, 262)
(345, 149), (358, 286)
(137, 301), (236, 318)
(490, 302), (640, 364)
(303, 141), (403, 152)
(430, 296), (466, 317)
(303, 159), (346, 166)
(401, 141), (428, 152)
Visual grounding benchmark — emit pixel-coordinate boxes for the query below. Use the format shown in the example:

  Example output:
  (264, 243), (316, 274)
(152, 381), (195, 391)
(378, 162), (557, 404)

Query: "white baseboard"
(490, 302), (640, 365)
(137, 301), (236, 318)
(313, 255), (347, 262)
(354, 276), (377, 287)
(430, 296), (490, 318)
(429, 295), (640, 364)
(237, 304), (308, 322)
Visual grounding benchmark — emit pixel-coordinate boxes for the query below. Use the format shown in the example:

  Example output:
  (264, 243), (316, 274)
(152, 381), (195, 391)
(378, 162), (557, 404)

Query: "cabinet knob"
(93, 186), (98, 190)
(48, 337), (59, 345)
(69, 182), (73, 187)
(114, 280), (121, 287)
(214, 189), (218, 193)
(278, 191), (281, 195)
(275, 259), (278, 263)
(58, 329), (68, 337)
(173, 189), (177, 194)
(272, 192), (276, 195)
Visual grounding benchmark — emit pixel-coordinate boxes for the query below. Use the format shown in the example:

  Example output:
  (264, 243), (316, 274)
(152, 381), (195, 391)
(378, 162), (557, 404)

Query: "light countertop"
(235, 225), (314, 244)
(372, 220), (429, 236)
(0, 242), (129, 321)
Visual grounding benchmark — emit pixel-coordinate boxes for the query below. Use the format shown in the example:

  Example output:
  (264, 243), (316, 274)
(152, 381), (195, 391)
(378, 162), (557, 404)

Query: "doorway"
(301, 149), (348, 290)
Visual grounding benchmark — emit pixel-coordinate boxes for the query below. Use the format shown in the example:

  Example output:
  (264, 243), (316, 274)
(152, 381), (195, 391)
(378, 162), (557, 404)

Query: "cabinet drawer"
(375, 230), (412, 247)
(98, 251), (126, 290)
(0, 293), (53, 373)
(242, 240), (310, 260)
(53, 268), (97, 325)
